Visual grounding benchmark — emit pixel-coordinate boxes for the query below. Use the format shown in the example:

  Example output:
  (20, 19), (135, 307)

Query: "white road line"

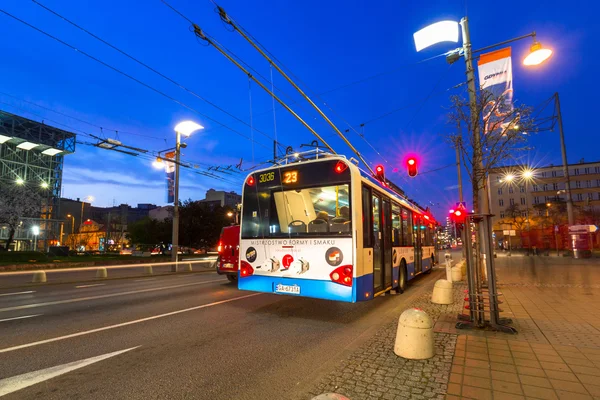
(0, 314), (42, 323)
(75, 284), (106, 289)
(0, 278), (224, 313)
(0, 291), (36, 297)
(0, 346), (139, 397)
(0, 293), (261, 354)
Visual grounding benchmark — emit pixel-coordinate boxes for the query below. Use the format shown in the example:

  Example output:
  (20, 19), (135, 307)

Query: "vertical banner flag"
(477, 47), (514, 134)
(165, 151), (175, 204)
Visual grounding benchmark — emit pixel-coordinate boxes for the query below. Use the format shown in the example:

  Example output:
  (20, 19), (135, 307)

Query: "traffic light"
(449, 203), (467, 224)
(375, 164), (385, 182)
(407, 158), (418, 177)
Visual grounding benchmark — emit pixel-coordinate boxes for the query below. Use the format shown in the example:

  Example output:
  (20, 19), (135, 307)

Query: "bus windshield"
(241, 160), (352, 239)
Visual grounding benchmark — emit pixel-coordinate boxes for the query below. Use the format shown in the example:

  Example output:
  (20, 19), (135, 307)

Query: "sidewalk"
(448, 271), (600, 399)
(308, 255), (600, 400)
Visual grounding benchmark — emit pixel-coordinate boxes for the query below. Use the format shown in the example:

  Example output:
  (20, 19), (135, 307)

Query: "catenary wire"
(0, 7), (270, 151)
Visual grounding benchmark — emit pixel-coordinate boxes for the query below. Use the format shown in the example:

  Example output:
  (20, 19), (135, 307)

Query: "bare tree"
(0, 184), (43, 250)
(448, 90), (536, 213)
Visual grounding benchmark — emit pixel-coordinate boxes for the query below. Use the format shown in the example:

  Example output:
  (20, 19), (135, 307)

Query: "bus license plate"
(223, 263), (234, 269)
(274, 284), (300, 295)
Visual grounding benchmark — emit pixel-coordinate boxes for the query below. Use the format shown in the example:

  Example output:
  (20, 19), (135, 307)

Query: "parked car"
(217, 225), (239, 283)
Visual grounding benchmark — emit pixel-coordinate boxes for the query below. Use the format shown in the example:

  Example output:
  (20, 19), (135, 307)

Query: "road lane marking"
(0, 293), (261, 354)
(0, 278), (225, 313)
(0, 346), (139, 396)
(75, 284), (106, 289)
(0, 314), (42, 323)
(0, 291), (36, 297)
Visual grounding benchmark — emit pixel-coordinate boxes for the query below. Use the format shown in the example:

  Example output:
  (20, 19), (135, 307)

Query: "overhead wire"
(0, 7), (271, 151)
(0, 90), (167, 141)
(31, 0), (278, 145)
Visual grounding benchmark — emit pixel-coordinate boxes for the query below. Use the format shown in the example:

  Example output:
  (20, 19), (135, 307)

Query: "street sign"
(568, 225), (597, 234)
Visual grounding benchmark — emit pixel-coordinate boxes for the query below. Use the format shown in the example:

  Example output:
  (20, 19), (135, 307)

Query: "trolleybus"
(238, 152), (437, 302)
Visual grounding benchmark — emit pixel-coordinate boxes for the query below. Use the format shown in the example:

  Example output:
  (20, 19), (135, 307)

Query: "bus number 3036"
(259, 172), (275, 183)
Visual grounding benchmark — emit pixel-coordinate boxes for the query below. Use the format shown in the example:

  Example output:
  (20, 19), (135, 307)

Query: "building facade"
(489, 160), (600, 249)
(0, 111), (76, 251)
(199, 189), (241, 208)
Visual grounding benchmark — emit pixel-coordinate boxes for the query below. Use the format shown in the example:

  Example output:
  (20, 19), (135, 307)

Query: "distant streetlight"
(41, 181), (49, 189)
(503, 168), (536, 253)
(15, 178), (24, 185)
(31, 225), (40, 251)
(80, 195), (94, 233)
(172, 120), (204, 269)
(152, 157), (164, 169)
(227, 212), (234, 217)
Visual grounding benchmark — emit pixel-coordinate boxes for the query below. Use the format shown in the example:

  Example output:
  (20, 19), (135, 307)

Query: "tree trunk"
(5, 227), (16, 251)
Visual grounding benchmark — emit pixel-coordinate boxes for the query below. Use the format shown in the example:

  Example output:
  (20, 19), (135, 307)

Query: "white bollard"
(431, 279), (453, 305)
(96, 267), (107, 278)
(144, 265), (153, 275)
(31, 271), (47, 283)
(444, 252), (453, 282)
(451, 266), (462, 282)
(394, 308), (435, 360)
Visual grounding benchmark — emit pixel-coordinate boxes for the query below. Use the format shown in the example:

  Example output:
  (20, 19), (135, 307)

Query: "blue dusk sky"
(0, 0), (596, 220)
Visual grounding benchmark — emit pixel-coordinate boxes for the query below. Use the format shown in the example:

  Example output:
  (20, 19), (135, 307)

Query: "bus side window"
(401, 208), (413, 246)
(362, 186), (372, 247)
(391, 203), (400, 246)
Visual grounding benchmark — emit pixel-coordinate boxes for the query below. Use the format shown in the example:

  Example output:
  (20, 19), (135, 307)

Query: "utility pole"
(555, 93), (574, 226)
(455, 137), (467, 260)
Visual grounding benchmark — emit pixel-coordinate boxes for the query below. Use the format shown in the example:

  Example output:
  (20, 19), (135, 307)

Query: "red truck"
(217, 225), (239, 282)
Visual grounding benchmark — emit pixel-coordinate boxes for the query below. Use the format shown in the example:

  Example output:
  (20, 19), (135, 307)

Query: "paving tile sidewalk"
(307, 270), (466, 400)
(449, 274), (600, 399)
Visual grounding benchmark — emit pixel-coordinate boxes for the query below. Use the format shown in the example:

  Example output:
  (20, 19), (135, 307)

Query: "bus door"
(372, 194), (393, 294)
(413, 215), (423, 274)
(382, 199), (393, 289)
(372, 194), (383, 293)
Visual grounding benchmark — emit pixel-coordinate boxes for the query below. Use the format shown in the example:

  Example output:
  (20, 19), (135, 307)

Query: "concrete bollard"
(431, 279), (453, 305)
(144, 265), (153, 275)
(311, 394), (350, 400)
(451, 266), (462, 282)
(96, 267), (107, 279)
(31, 271), (47, 283)
(183, 263), (192, 272)
(394, 308), (435, 360)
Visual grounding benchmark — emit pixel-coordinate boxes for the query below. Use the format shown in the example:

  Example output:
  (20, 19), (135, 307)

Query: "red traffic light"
(449, 203), (467, 223)
(374, 164), (385, 182)
(407, 158), (418, 177)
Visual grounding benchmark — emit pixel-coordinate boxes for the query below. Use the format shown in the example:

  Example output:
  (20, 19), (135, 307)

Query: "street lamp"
(66, 214), (75, 249)
(171, 120), (204, 268)
(80, 195), (94, 233)
(152, 157), (164, 169)
(15, 178), (24, 185)
(31, 225), (40, 251)
(414, 18), (551, 331)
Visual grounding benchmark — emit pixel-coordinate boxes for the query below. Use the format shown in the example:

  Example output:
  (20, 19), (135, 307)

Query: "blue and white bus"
(238, 152), (437, 302)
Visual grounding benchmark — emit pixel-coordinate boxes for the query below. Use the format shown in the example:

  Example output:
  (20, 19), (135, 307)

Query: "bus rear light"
(330, 265), (353, 287)
(246, 175), (255, 186)
(334, 161), (348, 173)
(240, 261), (254, 277)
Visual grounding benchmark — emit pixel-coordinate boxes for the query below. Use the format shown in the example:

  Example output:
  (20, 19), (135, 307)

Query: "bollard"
(394, 308), (434, 359)
(451, 266), (462, 282)
(144, 265), (153, 275)
(96, 267), (107, 279)
(311, 394), (350, 400)
(183, 263), (192, 272)
(31, 271), (47, 283)
(431, 279), (453, 305)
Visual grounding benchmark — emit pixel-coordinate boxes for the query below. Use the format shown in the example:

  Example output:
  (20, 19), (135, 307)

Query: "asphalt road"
(0, 264), (443, 399)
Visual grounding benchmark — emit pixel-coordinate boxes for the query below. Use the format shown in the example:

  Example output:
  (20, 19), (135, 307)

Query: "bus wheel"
(398, 262), (407, 294)
(226, 275), (238, 283)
